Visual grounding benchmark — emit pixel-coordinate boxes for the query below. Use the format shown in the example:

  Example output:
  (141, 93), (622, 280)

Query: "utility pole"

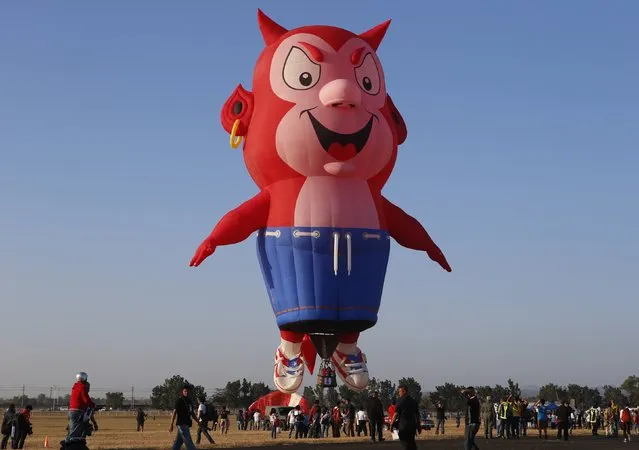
(131, 386), (135, 410)
(50, 387), (53, 411)
(21, 385), (25, 408)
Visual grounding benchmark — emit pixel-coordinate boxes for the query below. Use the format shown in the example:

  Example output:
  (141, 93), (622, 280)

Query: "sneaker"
(331, 345), (369, 391)
(273, 346), (305, 393)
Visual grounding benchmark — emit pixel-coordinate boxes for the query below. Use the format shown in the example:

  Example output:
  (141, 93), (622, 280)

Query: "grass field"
(18, 412), (455, 449)
(17, 412), (601, 449)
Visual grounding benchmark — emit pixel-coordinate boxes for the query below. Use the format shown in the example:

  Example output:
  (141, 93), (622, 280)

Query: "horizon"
(1, 1), (637, 393)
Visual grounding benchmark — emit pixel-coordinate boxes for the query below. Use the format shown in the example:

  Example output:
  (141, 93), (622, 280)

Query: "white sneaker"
(273, 346), (305, 393)
(331, 345), (369, 392)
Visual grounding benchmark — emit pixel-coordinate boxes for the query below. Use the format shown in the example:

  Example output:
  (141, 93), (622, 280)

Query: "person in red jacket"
(65, 372), (98, 444)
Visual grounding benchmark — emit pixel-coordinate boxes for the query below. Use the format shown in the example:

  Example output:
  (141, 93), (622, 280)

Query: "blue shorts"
(256, 227), (391, 333)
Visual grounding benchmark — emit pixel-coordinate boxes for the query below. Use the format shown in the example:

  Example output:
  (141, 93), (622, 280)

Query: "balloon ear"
(257, 9), (288, 46)
(359, 20), (391, 51)
(386, 94), (407, 144)
(221, 84), (254, 137)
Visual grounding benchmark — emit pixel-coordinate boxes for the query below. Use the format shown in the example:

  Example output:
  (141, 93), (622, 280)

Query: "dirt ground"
(19, 413), (635, 449)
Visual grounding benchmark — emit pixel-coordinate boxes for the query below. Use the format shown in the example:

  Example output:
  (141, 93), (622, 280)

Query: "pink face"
(270, 33), (393, 178)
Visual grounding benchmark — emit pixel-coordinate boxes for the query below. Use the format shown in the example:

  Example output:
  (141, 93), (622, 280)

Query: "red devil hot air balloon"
(190, 10), (451, 393)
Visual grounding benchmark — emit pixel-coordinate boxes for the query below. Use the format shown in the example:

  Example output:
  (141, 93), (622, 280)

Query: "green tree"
(582, 386), (603, 408)
(507, 378), (521, 398)
(537, 383), (566, 402)
(432, 383), (466, 411)
(378, 379), (396, 409)
(303, 386), (316, 405)
(476, 386), (494, 402)
(602, 385), (628, 405)
(338, 385), (355, 402)
(398, 377), (422, 405)
(620, 375), (639, 406)
(249, 382), (271, 404)
(105, 392), (125, 409)
(566, 384), (585, 409)
(36, 394), (48, 407)
(492, 385), (508, 402)
(324, 387), (339, 407)
(150, 375), (206, 410)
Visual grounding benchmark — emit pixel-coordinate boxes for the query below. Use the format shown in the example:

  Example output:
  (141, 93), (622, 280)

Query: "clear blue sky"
(1, 1), (637, 398)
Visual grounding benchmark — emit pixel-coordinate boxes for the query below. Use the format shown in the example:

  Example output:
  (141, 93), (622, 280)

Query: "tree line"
(3, 375), (636, 411)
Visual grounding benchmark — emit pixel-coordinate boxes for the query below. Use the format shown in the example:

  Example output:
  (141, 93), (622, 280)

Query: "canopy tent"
(248, 391), (309, 414)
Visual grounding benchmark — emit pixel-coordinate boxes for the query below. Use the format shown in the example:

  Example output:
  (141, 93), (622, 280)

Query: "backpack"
(621, 408), (631, 423)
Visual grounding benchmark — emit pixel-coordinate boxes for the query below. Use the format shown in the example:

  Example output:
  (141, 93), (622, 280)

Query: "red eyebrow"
(299, 42), (324, 62)
(351, 47), (365, 65)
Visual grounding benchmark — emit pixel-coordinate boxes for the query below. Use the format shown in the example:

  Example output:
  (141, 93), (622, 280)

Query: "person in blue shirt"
(534, 399), (549, 439)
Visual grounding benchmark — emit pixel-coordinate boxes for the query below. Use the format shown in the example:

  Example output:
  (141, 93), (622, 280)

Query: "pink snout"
(319, 79), (362, 108)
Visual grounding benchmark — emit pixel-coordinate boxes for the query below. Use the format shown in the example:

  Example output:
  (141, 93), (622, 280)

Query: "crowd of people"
(3, 374), (638, 450)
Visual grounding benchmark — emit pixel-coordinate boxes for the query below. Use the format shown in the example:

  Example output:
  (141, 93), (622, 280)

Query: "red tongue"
(327, 142), (357, 161)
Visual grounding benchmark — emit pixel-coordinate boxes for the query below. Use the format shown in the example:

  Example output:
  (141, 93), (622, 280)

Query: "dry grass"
(23, 413), (594, 449)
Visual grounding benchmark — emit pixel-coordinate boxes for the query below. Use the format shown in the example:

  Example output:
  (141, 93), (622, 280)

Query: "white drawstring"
(333, 232), (340, 275)
(345, 232), (352, 275)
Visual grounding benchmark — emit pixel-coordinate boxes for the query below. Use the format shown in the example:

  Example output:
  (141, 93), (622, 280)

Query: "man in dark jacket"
(12, 405), (32, 449)
(1, 405), (16, 449)
(463, 388), (480, 450)
(392, 385), (421, 450)
(366, 391), (384, 442)
(556, 400), (572, 441)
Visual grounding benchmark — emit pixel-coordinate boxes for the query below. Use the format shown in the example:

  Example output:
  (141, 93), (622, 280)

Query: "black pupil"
(363, 77), (372, 91)
(299, 72), (312, 86)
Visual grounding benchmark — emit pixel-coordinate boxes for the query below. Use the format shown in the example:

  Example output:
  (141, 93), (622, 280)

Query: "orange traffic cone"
(44, 435), (49, 448)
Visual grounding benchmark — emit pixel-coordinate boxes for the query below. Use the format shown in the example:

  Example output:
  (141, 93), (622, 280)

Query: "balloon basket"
(317, 358), (337, 389)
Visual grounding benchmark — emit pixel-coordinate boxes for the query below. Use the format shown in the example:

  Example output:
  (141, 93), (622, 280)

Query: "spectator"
(1, 404), (16, 449)
(391, 384), (421, 450)
(463, 387), (480, 450)
(66, 372), (97, 444)
(556, 399), (572, 441)
(366, 391), (384, 443)
(356, 406), (368, 437)
(435, 400), (446, 435)
(168, 383), (198, 450)
(481, 396), (495, 439)
(136, 408), (147, 432)
(620, 404), (632, 443)
(11, 405), (32, 449)
(534, 399), (549, 439)
(195, 396), (214, 445)
(269, 408), (278, 439)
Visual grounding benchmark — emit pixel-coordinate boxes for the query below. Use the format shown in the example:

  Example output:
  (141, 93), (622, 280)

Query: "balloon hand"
(189, 238), (217, 266)
(427, 249), (451, 272)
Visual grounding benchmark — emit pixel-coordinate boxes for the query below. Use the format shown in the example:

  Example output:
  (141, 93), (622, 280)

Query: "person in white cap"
(65, 372), (97, 443)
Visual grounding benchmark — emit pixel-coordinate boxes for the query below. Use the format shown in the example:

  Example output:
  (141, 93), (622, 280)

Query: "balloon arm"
(205, 190), (271, 247)
(382, 196), (452, 272)
(189, 190), (270, 266)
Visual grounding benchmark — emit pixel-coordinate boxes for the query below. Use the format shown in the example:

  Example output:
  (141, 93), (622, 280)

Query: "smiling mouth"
(307, 112), (374, 161)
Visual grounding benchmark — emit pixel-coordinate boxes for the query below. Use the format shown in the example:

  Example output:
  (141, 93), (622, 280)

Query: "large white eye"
(354, 53), (381, 95)
(282, 47), (321, 90)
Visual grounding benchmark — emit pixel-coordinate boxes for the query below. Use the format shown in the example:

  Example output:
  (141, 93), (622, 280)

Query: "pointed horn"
(257, 9), (288, 46)
(359, 19), (392, 51)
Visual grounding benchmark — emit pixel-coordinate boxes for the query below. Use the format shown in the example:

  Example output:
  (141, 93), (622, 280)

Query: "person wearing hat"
(168, 383), (199, 450)
(11, 405), (32, 449)
(66, 372), (97, 443)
